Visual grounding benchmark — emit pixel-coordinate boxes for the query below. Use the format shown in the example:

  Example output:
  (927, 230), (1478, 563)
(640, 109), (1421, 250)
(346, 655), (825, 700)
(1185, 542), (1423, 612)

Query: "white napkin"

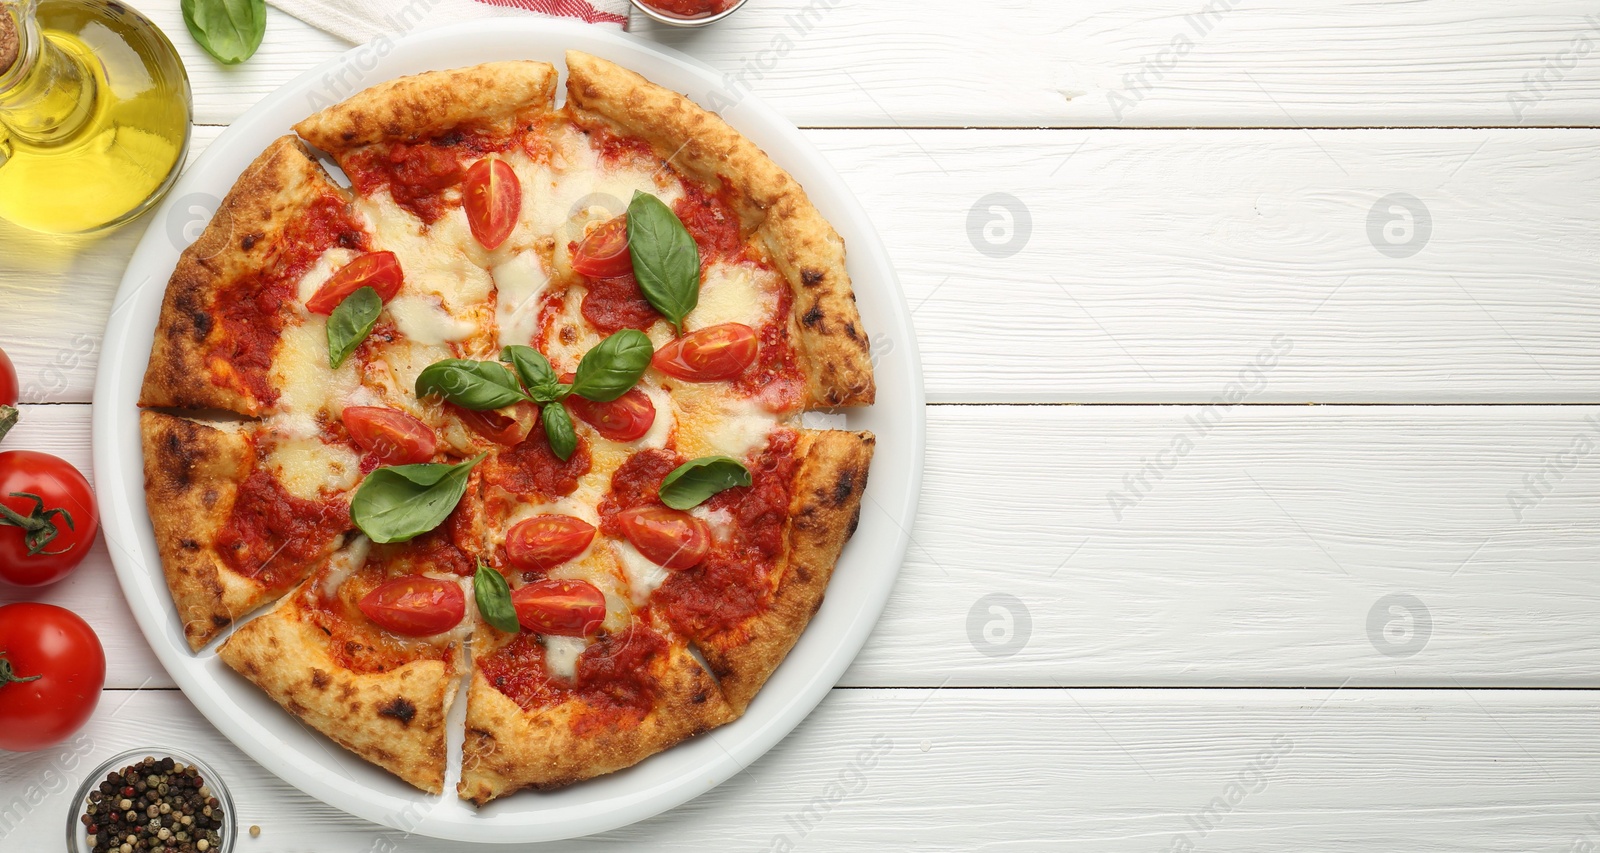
(267, 0), (630, 44)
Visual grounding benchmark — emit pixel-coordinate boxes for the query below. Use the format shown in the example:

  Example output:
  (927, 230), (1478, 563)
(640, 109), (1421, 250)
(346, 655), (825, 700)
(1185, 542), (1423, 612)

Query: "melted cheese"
(687, 261), (781, 331)
(612, 539), (671, 605)
(690, 505), (735, 542)
(501, 126), (686, 247)
(540, 287), (602, 373)
(356, 193), (492, 346)
(295, 248), (359, 305)
(492, 251), (550, 348)
(269, 317), (361, 437)
(265, 435), (363, 501)
(669, 385), (779, 461)
(385, 294), (477, 346)
(542, 635), (589, 681)
(318, 535), (372, 598)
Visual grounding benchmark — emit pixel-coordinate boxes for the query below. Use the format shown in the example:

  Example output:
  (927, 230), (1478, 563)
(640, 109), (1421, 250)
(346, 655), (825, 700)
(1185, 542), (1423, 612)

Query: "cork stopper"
(0, 8), (17, 76)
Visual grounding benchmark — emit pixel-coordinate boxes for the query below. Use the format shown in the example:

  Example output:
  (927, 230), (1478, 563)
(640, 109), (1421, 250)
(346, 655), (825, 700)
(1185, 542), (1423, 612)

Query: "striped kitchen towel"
(267, 0), (630, 43)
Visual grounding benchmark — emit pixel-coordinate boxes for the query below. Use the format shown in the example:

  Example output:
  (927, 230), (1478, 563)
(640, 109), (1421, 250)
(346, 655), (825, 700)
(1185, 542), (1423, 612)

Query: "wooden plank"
(135, 0), (1600, 127)
(13, 402), (1600, 690)
(3, 688), (1599, 850)
(7, 128), (1600, 404)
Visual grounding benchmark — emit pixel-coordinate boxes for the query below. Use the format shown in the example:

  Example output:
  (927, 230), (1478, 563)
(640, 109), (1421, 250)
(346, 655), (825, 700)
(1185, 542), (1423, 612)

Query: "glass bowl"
(630, 0), (750, 27)
(66, 747), (236, 853)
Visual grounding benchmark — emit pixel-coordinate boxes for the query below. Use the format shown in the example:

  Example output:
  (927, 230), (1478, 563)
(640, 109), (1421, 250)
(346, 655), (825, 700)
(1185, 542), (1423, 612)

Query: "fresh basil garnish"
(415, 359), (528, 411)
(474, 563), (519, 634)
(626, 191), (700, 335)
(541, 401), (577, 462)
(180, 0), (266, 65)
(326, 286), (382, 369)
(570, 329), (653, 402)
(659, 456), (752, 510)
(500, 345), (565, 403)
(350, 453), (486, 544)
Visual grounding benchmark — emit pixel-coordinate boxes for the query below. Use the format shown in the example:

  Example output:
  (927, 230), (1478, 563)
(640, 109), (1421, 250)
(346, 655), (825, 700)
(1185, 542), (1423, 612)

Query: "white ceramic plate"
(92, 18), (923, 844)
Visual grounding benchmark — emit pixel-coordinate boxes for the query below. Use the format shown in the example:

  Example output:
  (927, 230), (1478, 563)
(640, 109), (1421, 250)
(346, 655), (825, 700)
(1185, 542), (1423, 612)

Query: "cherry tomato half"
(358, 576), (466, 637)
(306, 251), (404, 315)
(505, 515), (595, 571)
(343, 406), (438, 465)
(616, 505), (710, 570)
(651, 323), (759, 382)
(449, 401), (537, 446)
(570, 215), (633, 279)
(0, 451), (99, 588)
(0, 602), (104, 751)
(464, 158), (521, 251)
(567, 389), (657, 442)
(511, 579), (606, 637)
(0, 347), (17, 407)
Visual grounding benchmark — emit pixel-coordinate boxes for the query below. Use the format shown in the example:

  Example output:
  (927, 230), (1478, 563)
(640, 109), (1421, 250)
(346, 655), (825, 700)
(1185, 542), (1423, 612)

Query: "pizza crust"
(457, 631), (735, 804)
(217, 589), (459, 794)
(140, 135), (347, 416)
(698, 429), (875, 714)
(294, 61), (559, 153)
(564, 51), (875, 408)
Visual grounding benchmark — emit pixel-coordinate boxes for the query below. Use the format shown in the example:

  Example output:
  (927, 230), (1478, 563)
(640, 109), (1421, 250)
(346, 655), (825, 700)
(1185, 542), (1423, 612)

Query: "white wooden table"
(5, 1), (1600, 848)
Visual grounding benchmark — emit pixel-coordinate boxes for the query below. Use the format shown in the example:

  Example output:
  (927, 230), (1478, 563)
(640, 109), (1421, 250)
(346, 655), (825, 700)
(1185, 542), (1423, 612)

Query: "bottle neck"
(0, 1), (97, 146)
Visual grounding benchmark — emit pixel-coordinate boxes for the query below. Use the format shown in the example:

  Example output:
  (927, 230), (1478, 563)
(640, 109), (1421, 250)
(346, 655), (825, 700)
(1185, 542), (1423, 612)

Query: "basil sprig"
(500, 345), (566, 402)
(474, 563), (519, 633)
(659, 456), (752, 510)
(326, 286), (381, 369)
(415, 359), (526, 410)
(626, 191), (700, 335)
(351, 453), (486, 543)
(181, 0), (266, 65)
(570, 330), (653, 402)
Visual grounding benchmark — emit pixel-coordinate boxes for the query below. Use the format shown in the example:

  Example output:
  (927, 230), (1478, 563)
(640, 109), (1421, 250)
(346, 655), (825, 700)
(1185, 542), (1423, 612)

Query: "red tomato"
(0, 451), (99, 588)
(616, 506), (710, 570)
(464, 158), (521, 250)
(652, 323), (759, 382)
(449, 401), (537, 446)
(343, 407), (438, 465)
(511, 579), (606, 637)
(505, 515), (596, 571)
(0, 603), (104, 751)
(358, 576), (466, 637)
(567, 389), (656, 442)
(570, 215), (633, 278)
(305, 251), (404, 315)
(0, 347), (17, 406)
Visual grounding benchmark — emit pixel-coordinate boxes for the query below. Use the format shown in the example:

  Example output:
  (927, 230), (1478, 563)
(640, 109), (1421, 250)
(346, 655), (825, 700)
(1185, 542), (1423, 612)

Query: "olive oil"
(0, 0), (191, 234)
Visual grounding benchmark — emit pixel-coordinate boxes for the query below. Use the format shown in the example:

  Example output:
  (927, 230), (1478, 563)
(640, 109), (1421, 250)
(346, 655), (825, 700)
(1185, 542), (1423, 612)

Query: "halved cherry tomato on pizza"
(511, 578), (606, 637)
(615, 506), (710, 570)
(449, 401), (537, 446)
(566, 389), (657, 442)
(463, 158), (521, 251)
(0, 346), (17, 407)
(305, 251), (404, 315)
(570, 215), (633, 279)
(651, 323), (759, 382)
(358, 576), (466, 637)
(342, 407), (438, 465)
(505, 515), (596, 571)
(0, 451), (99, 588)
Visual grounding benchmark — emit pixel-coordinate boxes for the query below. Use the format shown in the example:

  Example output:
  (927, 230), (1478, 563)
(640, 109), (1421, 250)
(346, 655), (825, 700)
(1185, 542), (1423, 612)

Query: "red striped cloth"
(266, 0), (629, 44)
(472, 0), (628, 26)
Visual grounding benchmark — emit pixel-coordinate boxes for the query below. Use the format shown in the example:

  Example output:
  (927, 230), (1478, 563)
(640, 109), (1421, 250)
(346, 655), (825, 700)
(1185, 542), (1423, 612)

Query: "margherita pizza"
(137, 53), (875, 803)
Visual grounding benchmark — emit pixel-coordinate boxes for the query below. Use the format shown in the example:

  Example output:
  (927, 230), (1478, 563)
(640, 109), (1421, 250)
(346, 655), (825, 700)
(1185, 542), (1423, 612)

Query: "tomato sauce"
(215, 469), (350, 590)
(208, 192), (365, 406)
(733, 289), (806, 409)
(579, 273), (661, 333)
(674, 180), (745, 264)
(341, 128), (518, 224)
(303, 568), (449, 674)
(479, 626), (667, 733)
(639, 0), (735, 18)
(597, 449), (680, 537)
(653, 430), (799, 638)
(484, 424), (591, 501)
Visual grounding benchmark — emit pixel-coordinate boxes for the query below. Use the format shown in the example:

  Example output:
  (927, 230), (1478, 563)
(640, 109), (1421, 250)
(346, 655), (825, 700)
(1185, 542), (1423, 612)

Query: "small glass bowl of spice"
(68, 749), (235, 853)
(631, 0), (750, 27)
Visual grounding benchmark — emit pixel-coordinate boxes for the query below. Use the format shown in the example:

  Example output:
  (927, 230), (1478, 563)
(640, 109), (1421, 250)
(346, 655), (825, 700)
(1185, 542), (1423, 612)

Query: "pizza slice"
(216, 523), (477, 794)
(140, 410), (363, 650)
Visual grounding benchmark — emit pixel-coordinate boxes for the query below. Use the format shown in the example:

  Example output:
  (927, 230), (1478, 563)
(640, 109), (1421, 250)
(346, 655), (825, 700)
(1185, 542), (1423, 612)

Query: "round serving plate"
(91, 18), (924, 844)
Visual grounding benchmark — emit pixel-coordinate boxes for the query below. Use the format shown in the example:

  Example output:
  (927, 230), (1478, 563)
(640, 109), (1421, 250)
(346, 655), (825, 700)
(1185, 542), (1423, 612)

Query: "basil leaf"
(659, 456), (752, 510)
(326, 286), (382, 369)
(181, 0), (266, 65)
(570, 329), (653, 402)
(415, 359), (528, 410)
(351, 453), (486, 544)
(500, 345), (563, 402)
(542, 401), (577, 462)
(626, 191), (700, 335)
(474, 563), (520, 634)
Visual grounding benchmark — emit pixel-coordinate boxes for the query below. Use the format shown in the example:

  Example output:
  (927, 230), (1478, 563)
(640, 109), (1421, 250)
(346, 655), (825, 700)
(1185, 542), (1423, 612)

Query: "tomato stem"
(0, 406), (15, 444)
(0, 492), (76, 556)
(0, 654), (41, 686)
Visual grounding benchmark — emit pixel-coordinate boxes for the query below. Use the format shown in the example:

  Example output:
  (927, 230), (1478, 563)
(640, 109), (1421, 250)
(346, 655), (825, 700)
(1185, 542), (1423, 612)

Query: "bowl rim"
(66, 746), (237, 853)
(629, 0), (750, 27)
